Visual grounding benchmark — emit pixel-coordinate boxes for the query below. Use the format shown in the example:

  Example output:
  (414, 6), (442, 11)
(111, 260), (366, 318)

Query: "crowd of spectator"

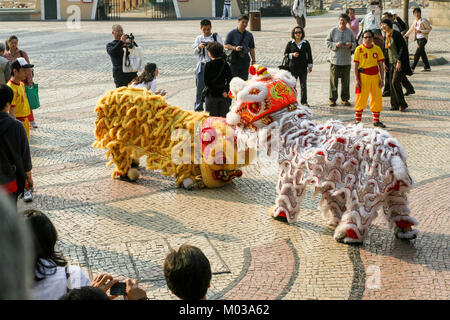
(0, 193), (212, 300)
(0, 3), (434, 301)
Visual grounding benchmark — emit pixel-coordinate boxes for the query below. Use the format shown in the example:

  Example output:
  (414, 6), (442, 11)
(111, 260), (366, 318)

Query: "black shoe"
(404, 90), (415, 96)
(329, 100), (336, 107)
(373, 121), (386, 128)
(390, 106), (399, 111)
(400, 105), (408, 112)
(131, 162), (139, 169)
(119, 174), (132, 182)
(422, 68), (431, 72)
(341, 100), (351, 106)
(382, 91), (390, 97)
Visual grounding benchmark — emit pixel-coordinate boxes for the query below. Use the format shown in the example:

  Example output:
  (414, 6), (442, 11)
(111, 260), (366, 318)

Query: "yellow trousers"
(355, 74), (383, 112)
(19, 118), (30, 141)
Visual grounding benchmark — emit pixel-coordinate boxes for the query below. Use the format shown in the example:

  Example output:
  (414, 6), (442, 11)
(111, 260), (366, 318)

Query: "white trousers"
(222, 5), (231, 19)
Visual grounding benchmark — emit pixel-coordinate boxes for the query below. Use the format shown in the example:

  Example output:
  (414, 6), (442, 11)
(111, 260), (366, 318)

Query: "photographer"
(106, 25), (138, 88)
(224, 15), (256, 81)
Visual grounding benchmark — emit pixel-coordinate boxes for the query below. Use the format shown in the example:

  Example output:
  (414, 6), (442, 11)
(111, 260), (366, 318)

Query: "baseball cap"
(11, 57), (34, 70)
(388, 9), (397, 15)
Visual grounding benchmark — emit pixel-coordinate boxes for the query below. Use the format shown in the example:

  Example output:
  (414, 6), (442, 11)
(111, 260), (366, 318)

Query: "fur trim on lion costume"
(93, 87), (253, 188)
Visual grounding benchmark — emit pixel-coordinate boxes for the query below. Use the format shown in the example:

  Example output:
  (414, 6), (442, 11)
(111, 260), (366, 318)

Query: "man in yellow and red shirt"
(354, 30), (386, 128)
(7, 57), (33, 140)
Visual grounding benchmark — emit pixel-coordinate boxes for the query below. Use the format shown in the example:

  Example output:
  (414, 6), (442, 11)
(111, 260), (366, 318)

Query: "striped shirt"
(224, 0), (232, 5)
(326, 27), (356, 66)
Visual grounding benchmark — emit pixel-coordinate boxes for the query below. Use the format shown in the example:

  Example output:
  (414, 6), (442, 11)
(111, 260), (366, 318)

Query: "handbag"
(226, 31), (246, 64)
(25, 84), (40, 110)
(279, 55), (291, 71)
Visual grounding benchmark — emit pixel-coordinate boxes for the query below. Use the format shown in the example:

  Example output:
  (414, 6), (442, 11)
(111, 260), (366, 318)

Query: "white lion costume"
(226, 65), (418, 243)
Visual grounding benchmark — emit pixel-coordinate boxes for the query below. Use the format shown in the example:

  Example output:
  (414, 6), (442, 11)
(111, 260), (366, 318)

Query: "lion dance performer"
(93, 87), (252, 189)
(226, 64), (418, 244)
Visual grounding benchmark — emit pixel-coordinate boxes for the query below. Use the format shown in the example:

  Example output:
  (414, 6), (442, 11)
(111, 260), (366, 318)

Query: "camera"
(125, 33), (137, 49)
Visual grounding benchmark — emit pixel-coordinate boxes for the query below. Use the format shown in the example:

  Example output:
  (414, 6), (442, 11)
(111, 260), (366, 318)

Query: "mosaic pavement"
(2, 11), (449, 300)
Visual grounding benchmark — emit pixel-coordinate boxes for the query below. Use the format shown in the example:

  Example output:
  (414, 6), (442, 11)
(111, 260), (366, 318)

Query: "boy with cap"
(7, 57), (33, 141)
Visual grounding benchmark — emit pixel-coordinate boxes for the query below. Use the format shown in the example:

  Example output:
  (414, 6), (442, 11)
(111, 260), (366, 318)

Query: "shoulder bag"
(226, 31), (246, 64)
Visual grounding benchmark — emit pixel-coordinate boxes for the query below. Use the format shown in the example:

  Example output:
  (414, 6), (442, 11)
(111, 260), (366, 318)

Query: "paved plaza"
(1, 11), (449, 300)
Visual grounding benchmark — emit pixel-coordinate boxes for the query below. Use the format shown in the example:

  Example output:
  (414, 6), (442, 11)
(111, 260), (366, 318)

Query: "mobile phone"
(110, 282), (126, 296)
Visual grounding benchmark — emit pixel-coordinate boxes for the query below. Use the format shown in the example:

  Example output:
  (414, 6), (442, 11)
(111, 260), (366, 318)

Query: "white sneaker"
(30, 121), (38, 128)
(23, 190), (33, 202)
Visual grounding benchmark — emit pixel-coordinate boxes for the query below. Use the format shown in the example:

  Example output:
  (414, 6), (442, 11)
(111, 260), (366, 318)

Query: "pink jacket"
(4, 49), (33, 85)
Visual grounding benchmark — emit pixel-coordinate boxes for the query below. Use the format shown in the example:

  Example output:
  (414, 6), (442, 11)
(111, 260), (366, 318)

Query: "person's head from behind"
(200, 19), (212, 37)
(237, 14), (249, 31)
(346, 8), (355, 20)
(23, 209), (67, 281)
(206, 42), (224, 60)
(339, 14), (350, 28)
(381, 19), (393, 33)
(0, 42), (6, 56)
(11, 57), (33, 82)
(413, 7), (421, 19)
(362, 30), (375, 46)
(6, 35), (18, 52)
(0, 193), (33, 299)
(0, 84), (14, 113)
(382, 12), (394, 21)
(59, 286), (110, 300)
(388, 10), (397, 19)
(164, 244), (211, 300)
(134, 62), (158, 85)
(112, 24), (123, 40)
(291, 26), (305, 41)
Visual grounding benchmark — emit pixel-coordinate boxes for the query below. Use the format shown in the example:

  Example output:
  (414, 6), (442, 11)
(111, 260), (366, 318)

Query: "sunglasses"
(294, 31), (303, 34)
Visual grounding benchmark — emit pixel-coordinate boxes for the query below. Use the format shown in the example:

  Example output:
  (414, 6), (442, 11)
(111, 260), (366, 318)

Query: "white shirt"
(292, 0), (306, 17)
(416, 19), (425, 39)
(131, 79), (157, 93)
(193, 33), (223, 74)
(30, 261), (91, 300)
(361, 13), (380, 32)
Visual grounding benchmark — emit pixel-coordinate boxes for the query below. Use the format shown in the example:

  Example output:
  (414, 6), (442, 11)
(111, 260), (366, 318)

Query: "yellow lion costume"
(93, 87), (253, 188)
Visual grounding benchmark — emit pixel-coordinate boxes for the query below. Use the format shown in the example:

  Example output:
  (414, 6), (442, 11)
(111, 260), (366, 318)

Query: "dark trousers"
(413, 38), (430, 70)
(389, 64), (408, 108)
(295, 15), (305, 28)
(329, 64), (351, 102)
(114, 72), (137, 88)
(205, 95), (230, 117)
(195, 63), (206, 111)
(294, 71), (308, 104)
(384, 65), (415, 94)
(401, 75), (415, 93)
(230, 55), (250, 81)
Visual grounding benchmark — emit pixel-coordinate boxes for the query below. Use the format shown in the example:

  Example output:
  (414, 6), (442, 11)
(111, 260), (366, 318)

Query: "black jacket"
(107, 40), (126, 77)
(395, 17), (407, 33)
(204, 58), (233, 98)
(386, 30), (413, 76)
(0, 112), (32, 194)
(284, 40), (313, 76)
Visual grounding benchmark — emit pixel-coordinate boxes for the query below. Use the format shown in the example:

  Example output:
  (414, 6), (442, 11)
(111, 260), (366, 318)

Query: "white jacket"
(292, 0), (306, 18)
